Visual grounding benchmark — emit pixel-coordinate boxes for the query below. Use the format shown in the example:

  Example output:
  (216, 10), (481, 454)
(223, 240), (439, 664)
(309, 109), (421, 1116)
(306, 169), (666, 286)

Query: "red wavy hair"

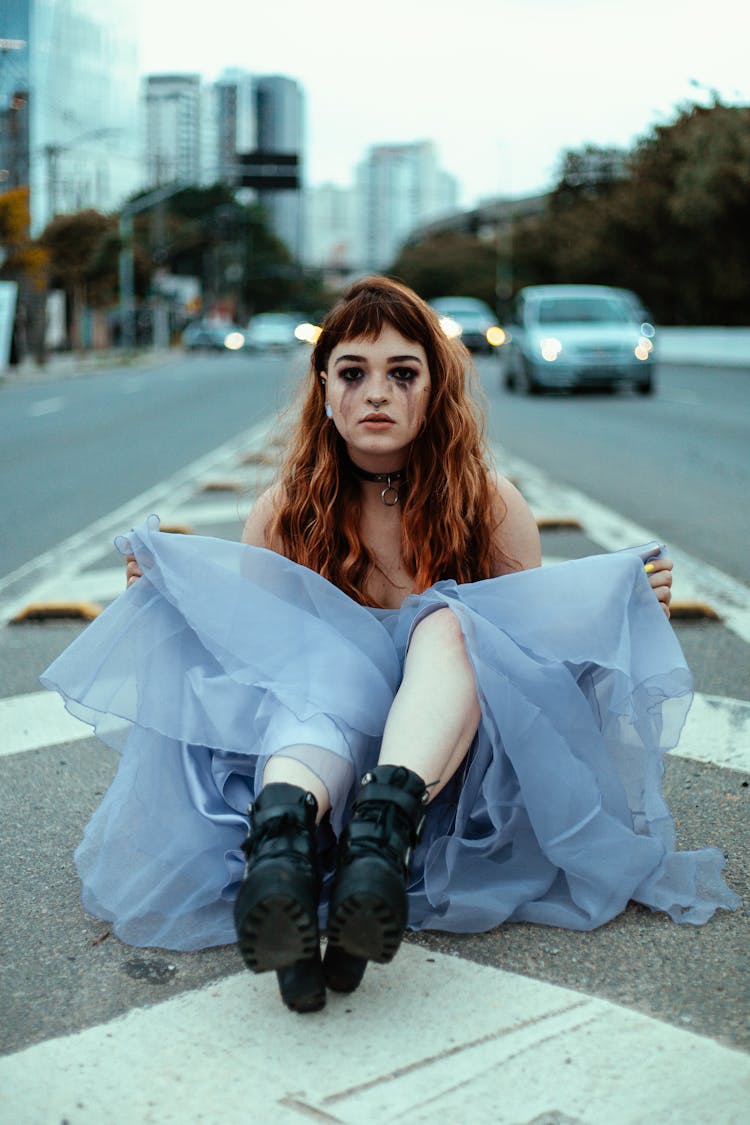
(268, 276), (511, 605)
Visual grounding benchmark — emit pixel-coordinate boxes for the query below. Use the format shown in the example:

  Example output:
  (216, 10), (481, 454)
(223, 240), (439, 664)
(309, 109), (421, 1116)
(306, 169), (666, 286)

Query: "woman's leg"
(326, 608), (481, 980)
(378, 607), (480, 798)
(262, 753), (332, 821)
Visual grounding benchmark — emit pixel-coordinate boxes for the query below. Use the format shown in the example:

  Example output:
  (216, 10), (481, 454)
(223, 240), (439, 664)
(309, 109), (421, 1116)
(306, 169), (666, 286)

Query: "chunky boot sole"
(322, 943), (367, 993)
(234, 867), (319, 973)
(276, 954), (326, 1013)
(327, 861), (407, 964)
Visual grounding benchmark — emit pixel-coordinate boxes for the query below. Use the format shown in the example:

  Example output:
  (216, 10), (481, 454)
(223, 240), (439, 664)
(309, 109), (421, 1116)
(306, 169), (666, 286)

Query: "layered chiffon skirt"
(40, 516), (739, 950)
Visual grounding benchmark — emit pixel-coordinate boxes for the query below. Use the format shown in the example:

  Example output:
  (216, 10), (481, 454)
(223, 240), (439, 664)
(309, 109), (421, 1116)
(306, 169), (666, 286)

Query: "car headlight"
(439, 316), (462, 339)
(294, 322), (322, 344)
(224, 332), (245, 350)
(540, 337), (563, 361)
(634, 336), (653, 361)
(485, 326), (506, 347)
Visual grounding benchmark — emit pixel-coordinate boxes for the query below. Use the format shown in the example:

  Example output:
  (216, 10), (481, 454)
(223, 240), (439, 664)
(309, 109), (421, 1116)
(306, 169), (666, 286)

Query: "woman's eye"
(389, 367), (418, 381)
(338, 367), (363, 381)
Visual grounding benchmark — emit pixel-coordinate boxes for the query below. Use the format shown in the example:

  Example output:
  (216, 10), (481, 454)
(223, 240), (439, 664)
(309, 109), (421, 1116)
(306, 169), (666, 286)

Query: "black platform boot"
(325, 765), (428, 979)
(234, 783), (325, 1013)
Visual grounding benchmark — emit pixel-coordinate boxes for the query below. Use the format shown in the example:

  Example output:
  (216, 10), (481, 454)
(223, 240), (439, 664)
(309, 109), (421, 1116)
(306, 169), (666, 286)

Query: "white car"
(244, 312), (305, 351)
(502, 285), (656, 394)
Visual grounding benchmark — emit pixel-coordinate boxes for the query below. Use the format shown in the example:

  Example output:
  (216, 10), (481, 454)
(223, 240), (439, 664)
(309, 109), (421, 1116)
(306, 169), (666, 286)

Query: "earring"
(325, 403), (333, 418)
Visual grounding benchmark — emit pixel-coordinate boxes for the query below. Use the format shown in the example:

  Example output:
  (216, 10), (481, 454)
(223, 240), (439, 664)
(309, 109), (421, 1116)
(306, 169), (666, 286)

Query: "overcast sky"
(137, 0), (748, 207)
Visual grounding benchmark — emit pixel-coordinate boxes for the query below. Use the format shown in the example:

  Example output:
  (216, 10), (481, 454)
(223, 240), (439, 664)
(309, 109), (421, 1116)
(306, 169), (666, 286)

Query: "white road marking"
(0, 690), (125, 756)
(0, 944), (747, 1124)
(3, 687), (748, 773)
(26, 566), (126, 605)
(28, 396), (65, 417)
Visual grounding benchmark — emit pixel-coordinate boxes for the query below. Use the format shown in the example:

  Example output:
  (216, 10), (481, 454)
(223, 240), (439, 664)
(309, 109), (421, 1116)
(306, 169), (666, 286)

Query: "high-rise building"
(0, 0), (141, 234)
(356, 141), (458, 272)
(303, 183), (357, 280)
(254, 75), (304, 261)
(144, 73), (202, 187)
(213, 68), (257, 185)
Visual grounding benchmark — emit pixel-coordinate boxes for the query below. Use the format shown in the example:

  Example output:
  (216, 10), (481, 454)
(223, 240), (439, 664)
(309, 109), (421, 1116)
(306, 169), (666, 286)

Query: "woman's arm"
(489, 473), (673, 616)
(489, 474), (542, 576)
(241, 484), (284, 550)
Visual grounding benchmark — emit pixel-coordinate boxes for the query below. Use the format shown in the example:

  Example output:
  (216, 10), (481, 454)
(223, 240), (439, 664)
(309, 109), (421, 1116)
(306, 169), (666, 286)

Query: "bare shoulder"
(241, 483), (285, 551)
(489, 471), (541, 574)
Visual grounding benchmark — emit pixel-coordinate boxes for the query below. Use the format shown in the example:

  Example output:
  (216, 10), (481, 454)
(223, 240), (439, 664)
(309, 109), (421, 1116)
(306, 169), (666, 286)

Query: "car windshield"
(533, 298), (632, 325)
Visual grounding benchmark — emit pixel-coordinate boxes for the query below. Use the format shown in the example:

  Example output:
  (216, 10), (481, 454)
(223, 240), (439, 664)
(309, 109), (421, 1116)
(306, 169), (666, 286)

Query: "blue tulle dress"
(40, 516), (739, 951)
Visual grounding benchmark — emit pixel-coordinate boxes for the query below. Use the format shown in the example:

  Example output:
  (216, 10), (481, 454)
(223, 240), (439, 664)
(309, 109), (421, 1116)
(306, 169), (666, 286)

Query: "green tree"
(127, 184), (318, 321)
(625, 100), (750, 323)
(507, 101), (750, 324)
(40, 209), (120, 345)
(391, 232), (499, 309)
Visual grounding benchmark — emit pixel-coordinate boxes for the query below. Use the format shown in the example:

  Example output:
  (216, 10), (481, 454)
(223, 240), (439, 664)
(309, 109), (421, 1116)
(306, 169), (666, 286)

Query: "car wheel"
(636, 377), (654, 395)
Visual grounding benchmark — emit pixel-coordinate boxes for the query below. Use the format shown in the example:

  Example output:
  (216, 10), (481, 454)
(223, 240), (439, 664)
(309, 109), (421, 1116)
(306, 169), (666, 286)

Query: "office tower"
(303, 183), (357, 280)
(144, 73), (202, 187)
(0, 0), (141, 233)
(356, 141), (458, 272)
(213, 68), (257, 185)
(254, 75), (304, 261)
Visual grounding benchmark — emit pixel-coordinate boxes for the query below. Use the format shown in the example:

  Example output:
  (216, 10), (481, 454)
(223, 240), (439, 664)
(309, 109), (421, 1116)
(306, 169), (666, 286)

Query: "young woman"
(42, 277), (738, 1014)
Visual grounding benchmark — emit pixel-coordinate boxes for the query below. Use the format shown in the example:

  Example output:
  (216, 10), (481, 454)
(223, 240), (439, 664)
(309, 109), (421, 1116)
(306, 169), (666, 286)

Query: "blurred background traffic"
(1, 1), (748, 374)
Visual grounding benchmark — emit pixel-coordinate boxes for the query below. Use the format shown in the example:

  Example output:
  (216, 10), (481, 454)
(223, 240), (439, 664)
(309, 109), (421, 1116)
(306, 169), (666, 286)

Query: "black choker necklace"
(348, 460), (406, 506)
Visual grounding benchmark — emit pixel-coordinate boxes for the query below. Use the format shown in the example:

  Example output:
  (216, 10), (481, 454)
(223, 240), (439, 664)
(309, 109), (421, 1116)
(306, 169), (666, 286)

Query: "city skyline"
(136, 0), (748, 207)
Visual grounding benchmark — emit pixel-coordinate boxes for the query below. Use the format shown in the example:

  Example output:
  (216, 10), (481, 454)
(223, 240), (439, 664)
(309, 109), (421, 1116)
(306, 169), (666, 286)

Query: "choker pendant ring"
(381, 479), (400, 506)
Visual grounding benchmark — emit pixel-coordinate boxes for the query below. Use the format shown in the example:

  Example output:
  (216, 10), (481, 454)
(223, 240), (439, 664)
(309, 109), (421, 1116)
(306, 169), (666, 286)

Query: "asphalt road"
(1, 349), (748, 1115)
(0, 349), (305, 578)
(485, 359), (750, 585)
(2, 351), (748, 585)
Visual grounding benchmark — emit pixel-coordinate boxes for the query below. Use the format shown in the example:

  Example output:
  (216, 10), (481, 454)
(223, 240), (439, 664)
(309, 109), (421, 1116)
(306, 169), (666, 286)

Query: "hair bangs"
(312, 276), (439, 372)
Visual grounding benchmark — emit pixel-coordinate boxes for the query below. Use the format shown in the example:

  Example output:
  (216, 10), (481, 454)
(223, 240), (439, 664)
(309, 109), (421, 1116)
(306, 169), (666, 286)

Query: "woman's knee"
(409, 606), (467, 657)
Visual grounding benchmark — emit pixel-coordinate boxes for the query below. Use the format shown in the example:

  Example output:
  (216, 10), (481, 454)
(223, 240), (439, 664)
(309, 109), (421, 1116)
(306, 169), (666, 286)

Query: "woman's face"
(321, 324), (431, 469)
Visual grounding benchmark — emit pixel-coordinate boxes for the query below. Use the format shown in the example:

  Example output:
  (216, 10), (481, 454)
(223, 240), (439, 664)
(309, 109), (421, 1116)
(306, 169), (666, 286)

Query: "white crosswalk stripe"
(1, 943), (748, 1124)
(4, 686), (749, 774)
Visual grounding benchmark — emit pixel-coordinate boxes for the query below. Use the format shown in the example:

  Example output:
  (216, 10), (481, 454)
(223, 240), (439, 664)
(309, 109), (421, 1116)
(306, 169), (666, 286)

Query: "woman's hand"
(645, 556), (673, 618)
(125, 554), (143, 588)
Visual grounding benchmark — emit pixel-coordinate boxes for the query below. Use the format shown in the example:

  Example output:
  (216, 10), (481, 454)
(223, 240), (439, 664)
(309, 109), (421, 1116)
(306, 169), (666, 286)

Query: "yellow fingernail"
(644, 562), (655, 574)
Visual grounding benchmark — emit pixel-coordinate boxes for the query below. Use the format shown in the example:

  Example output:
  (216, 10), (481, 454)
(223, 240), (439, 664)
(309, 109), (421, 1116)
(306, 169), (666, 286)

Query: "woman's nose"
(365, 376), (390, 404)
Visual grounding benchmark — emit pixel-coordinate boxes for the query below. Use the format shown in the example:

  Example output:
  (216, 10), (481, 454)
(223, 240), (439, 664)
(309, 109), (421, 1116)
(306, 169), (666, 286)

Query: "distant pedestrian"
(42, 276), (739, 1013)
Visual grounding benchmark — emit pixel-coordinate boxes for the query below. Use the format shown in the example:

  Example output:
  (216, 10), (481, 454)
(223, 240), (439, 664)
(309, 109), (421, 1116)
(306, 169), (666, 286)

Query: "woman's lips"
(360, 414), (394, 424)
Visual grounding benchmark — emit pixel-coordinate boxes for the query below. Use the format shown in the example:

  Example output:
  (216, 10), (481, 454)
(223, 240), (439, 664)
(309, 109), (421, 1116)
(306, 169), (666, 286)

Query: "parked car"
(182, 319), (246, 351)
(429, 296), (505, 354)
(501, 285), (656, 394)
(244, 312), (307, 351)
